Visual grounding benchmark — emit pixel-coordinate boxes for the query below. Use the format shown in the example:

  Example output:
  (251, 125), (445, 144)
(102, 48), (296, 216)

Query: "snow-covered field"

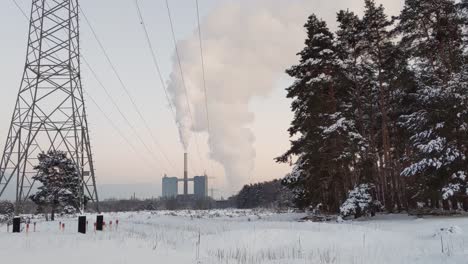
(1, 209), (467, 264)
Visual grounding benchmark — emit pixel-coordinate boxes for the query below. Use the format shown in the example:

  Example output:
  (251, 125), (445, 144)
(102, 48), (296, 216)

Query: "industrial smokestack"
(184, 152), (188, 195)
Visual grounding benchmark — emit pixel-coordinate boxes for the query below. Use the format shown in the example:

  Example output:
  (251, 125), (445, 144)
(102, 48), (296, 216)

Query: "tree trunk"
(442, 199), (450, 211)
(450, 197), (459, 211)
(462, 197), (468, 211)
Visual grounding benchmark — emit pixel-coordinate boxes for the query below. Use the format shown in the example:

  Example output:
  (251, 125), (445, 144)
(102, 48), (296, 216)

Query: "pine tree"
(335, 2), (410, 212)
(30, 151), (86, 220)
(335, 9), (376, 196)
(359, 0), (408, 211)
(278, 14), (365, 212)
(397, 0), (468, 210)
(277, 15), (338, 210)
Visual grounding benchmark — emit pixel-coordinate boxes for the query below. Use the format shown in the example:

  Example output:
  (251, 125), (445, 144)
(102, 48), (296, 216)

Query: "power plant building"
(162, 175), (178, 198)
(194, 176), (208, 197)
(161, 153), (210, 199)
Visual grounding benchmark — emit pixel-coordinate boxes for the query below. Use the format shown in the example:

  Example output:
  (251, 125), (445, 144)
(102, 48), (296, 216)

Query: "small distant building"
(162, 175), (178, 198)
(193, 175), (208, 198)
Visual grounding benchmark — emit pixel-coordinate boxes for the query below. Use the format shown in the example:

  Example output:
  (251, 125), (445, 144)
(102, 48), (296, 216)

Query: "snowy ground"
(1, 209), (467, 264)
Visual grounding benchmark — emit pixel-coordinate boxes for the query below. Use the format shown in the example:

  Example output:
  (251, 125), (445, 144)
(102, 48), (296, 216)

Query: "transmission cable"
(82, 56), (170, 171)
(84, 90), (159, 171)
(134, 0), (177, 121)
(11, 0), (28, 19)
(80, 7), (177, 174)
(195, 0), (211, 138)
(195, 0), (215, 177)
(134, 0), (204, 176)
(164, 0), (206, 175)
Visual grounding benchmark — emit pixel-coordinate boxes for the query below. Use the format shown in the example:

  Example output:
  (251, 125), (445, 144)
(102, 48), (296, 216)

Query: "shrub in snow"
(0, 201), (14, 223)
(340, 184), (381, 219)
(0, 201), (14, 216)
(61, 205), (78, 215)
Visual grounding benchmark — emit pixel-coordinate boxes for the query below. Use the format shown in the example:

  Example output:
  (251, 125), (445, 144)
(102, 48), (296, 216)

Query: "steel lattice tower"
(0, 0), (99, 213)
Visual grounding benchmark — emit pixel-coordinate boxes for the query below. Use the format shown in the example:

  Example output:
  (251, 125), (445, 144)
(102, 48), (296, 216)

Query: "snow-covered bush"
(61, 205), (78, 215)
(0, 201), (14, 224)
(340, 184), (381, 219)
(0, 201), (14, 216)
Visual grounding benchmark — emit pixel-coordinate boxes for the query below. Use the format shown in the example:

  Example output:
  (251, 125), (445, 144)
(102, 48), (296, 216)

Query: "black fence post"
(96, 215), (104, 231)
(78, 216), (86, 234)
(12, 217), (21, 233)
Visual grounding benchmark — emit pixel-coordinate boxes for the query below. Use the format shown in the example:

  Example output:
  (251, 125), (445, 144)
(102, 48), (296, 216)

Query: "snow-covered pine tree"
(397, 0), (468, 210)
(30, 151), (86, 220)
(358, 0), (408, 211)
(335, 1), (409, 212)
(278, 15), (338, 210)
(335, 9), (376, 196)
(340, 183), (382, 219)
(278, 14), (365, 212)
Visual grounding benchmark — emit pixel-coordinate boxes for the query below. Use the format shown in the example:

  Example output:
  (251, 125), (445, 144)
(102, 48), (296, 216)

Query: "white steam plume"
(167, 0), (315, 192)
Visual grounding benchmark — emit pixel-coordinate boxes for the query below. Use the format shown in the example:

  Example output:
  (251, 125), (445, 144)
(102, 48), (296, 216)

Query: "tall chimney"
(184, 152), (188, 195)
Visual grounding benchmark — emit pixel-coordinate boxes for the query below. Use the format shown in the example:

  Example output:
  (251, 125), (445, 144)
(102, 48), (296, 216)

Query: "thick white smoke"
(167, 0), (314, 192)
(167, 0), (402, 193)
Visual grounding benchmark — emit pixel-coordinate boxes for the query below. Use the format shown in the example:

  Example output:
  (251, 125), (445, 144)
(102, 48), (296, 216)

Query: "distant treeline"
(0, 197), (223, 215)
(98, 197), (219, 212)
(230, 179), (295, 209)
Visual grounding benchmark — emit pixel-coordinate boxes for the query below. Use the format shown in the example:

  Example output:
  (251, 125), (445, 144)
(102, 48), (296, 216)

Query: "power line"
(195, 0), (215, 177)
(79, 7), (177, 174)
(165, 0), (205, 174)
(84, 90), (159, 171)
(11, 0), (28, 19)
(82, 56), (170, 174)
(134, 0), (203, 176)
(195, 0), (211, 137)
(134, 0), (177, 121)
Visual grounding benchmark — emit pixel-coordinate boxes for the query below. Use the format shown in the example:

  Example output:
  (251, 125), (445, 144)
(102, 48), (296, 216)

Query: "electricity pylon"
(0, 0), (99, 213)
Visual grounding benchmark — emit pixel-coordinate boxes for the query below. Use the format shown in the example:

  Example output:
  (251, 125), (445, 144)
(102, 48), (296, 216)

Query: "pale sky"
(0, 0), (404, 199)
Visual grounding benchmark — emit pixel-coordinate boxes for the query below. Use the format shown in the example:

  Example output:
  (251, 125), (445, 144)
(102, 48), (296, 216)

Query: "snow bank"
(1, 210), (468, 263)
